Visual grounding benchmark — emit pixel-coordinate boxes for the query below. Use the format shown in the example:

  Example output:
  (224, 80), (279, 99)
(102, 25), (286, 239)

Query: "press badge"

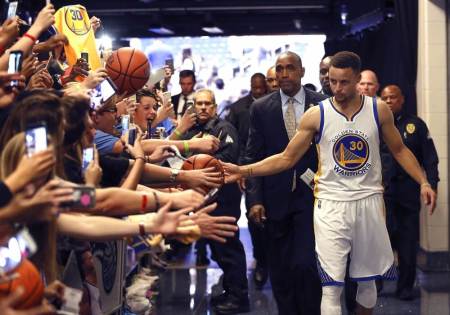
(300, 168), (316, 190)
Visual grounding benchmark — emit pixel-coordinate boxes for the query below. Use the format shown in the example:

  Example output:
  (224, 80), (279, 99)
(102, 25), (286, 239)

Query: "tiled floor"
(155, 228), (450, 315)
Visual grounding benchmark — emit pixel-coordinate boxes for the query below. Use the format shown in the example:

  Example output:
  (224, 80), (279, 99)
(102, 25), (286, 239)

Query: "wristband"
(421, 183), (431, 188)
(141, 194), (148, 213)
(152, 191), (161, 209)
(174, 129), (183, 139)
(136, 156), (145, 162)
(138, 222), (146, 236)
(183, 140), (190, 155)
(23, 33), (37, 43)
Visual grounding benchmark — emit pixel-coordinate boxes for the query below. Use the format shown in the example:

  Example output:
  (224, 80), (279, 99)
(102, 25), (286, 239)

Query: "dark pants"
(209, 195), (248, 298)
(385, 198), (420, 292)
(266, 202), (321, 315)
(247, 219), (268, 268)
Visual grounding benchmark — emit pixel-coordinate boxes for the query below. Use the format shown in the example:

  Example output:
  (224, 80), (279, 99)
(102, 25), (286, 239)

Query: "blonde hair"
(0, 133), (58, 282)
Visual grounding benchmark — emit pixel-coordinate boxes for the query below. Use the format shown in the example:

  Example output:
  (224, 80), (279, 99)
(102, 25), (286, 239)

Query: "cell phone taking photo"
(0, 228), (37, 275)
(25, 123), (48, 157)
(80, 52), (89, 64)
(82, 147), (94, 172)
(60, 186), (96, 209)
(121, 115), (130, 135)
(6, 1), (18, 19)
(90, 77), (117, 110)
(128, 128), (137, 146)
(7, 50), (23, 87)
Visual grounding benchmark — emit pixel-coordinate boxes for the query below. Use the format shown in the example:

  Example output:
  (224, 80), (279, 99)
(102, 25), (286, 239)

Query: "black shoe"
(396, 288), (414, 301)
(213, 294), (250, 314)
(210, 291), (228, 306)
(196, 254), (210, 267)
(253, 264), (268, 289)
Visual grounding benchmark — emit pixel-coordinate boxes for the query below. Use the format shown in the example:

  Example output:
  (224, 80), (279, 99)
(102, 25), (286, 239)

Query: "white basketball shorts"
(314, 193), (396, 286)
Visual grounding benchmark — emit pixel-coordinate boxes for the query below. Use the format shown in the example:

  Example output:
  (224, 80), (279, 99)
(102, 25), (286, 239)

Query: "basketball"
(105, 47), (150, 96)
(0, 259), (45, 309)
(181, 154), (224, 193)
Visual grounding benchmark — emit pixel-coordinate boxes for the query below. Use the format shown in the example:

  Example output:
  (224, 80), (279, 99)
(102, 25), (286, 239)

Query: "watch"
(170, 168), (180, 182)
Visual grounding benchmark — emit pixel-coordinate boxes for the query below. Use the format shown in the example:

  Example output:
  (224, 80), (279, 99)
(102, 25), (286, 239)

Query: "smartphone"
(128, 128), (137, 145)
(185, 100), (195, 115)
(162, 91), (171, 105)
(60, 186), (96, 209)
(82, 147), (94, 171)
(81, 52), (89, 63)
(165, 58), (174, 72)
(90, 77), (117, 110)
(0, 228), (37, 274)
(7, 50), (23, 87)
(25, 123), (48, 157)
(121, 115), (130, 135)
(6, 1), (18, 19)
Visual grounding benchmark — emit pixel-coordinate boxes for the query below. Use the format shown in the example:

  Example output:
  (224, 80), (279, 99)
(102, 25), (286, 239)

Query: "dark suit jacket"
(171, 93), (182, 117)
(245, 89), (327, 221)
(226, 93), (254, 164)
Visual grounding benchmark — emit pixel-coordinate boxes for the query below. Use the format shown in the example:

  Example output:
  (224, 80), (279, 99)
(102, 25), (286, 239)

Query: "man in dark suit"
(245, 51), (326, 315)
(226, 73), (269, 289)
(171, 69), (196, 118)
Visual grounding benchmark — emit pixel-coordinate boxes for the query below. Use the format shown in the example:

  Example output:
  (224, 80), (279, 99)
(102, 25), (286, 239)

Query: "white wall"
(417, 0), (449, 252)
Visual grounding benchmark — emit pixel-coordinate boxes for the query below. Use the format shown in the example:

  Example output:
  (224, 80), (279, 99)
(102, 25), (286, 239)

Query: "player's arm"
(378, 101), (436, 212)
(223, 106), (319, 180)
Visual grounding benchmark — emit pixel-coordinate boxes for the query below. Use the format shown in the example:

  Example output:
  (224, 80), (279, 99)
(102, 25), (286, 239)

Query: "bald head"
(275, 51), (305, 96)
(277, 51), (303, 68)
(358, 70), (379, 97)
(266, 66), (279, 92)
(381, 84), (404, 114)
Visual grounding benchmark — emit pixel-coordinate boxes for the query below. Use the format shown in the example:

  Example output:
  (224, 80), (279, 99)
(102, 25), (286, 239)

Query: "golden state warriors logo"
(64, 6), (90, 36)
(332, 132), (371, 176)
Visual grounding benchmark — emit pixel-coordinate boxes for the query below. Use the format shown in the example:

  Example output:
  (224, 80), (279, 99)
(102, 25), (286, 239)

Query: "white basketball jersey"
(314, 96), (383, 201)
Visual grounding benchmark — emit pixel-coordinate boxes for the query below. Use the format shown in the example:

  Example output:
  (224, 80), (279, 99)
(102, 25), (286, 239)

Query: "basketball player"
(222, 51), (436, 315)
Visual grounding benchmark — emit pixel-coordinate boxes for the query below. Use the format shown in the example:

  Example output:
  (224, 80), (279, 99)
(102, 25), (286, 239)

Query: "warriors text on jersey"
(314, 95), (383, 201)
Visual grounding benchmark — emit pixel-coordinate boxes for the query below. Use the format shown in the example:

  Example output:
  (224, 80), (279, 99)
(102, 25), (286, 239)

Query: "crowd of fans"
(0, 4), (242, 314)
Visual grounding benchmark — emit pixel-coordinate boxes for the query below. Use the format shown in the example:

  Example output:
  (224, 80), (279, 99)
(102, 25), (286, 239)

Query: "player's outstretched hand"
(220, 161), (242, 184)
(421, 184), (437, 215)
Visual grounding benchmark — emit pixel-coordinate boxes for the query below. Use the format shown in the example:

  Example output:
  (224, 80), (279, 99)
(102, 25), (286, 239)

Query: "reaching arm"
(378, 101), (436, 212)
(379, 102), (428, 185)
(225, 106), (319, 180)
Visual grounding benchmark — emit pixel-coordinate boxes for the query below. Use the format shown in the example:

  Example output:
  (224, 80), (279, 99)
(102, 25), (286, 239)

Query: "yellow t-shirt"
(54, 5), (101, 70)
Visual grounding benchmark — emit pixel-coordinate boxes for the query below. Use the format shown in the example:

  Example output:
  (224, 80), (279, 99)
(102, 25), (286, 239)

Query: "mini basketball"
(181, 154), (224, 193)
(0, 259), (45, 309)
(105, 47), (150, 95)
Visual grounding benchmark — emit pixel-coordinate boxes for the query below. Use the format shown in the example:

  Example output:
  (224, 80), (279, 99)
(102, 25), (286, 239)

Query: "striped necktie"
(283, 97), (297, 191)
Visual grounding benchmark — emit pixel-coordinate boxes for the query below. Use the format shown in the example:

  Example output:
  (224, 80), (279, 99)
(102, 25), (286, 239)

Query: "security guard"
(181, 88), (249, 314)
(381, 85), (439, 300)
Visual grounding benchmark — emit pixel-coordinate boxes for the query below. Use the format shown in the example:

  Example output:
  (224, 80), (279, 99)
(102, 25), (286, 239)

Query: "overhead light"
(202, 26), (224, 34)
(148, 26), (174, 35)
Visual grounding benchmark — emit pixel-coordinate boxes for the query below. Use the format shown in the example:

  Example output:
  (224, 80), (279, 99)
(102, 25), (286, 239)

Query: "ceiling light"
(202, 26), (224, 34)
(148, 27), (174, 35)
